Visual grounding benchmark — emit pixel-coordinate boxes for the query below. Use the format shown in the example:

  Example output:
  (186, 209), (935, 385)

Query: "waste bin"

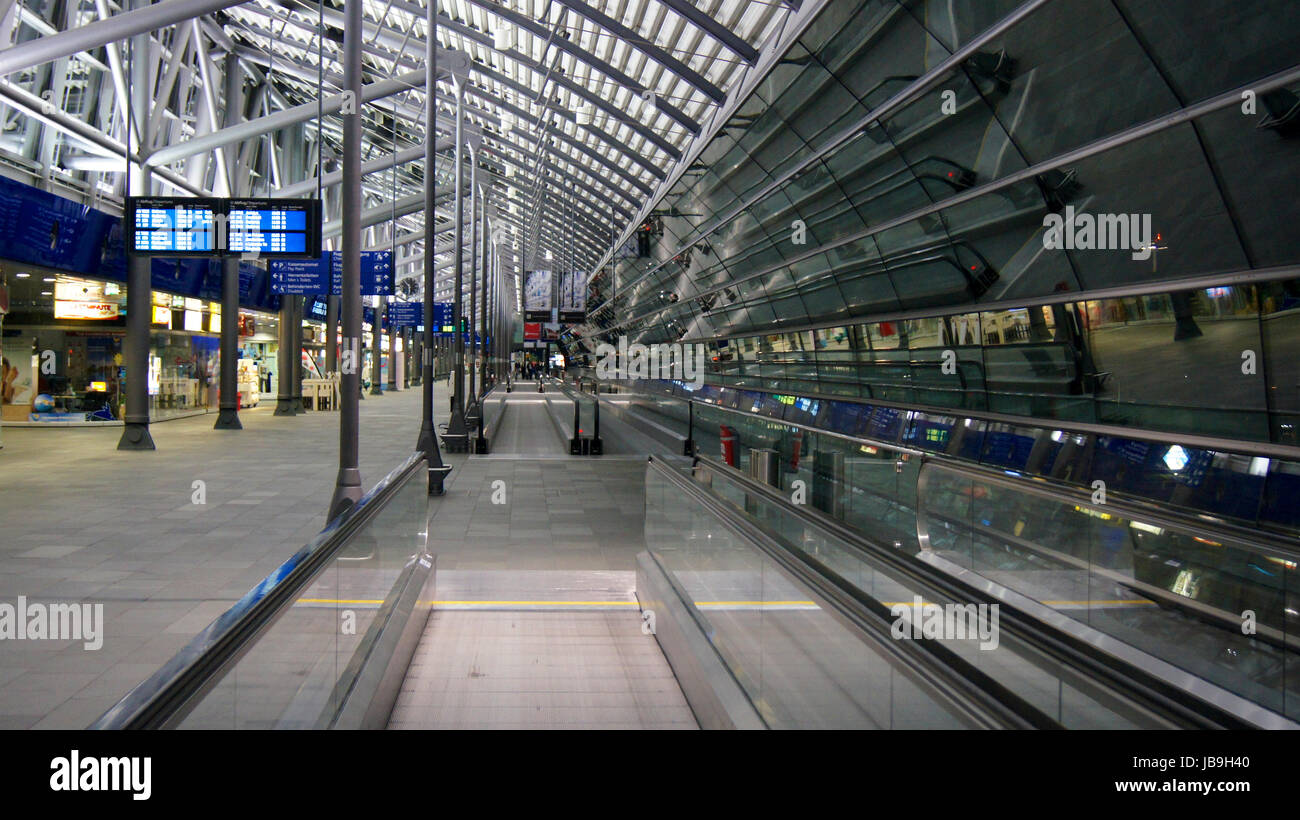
(812, 449), (845, 518)
(749, 447), (780, 488)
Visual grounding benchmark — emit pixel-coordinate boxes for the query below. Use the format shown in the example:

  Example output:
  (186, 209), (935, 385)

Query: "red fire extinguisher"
(789, 428), (802, 472)
(720, 424), (737, 467)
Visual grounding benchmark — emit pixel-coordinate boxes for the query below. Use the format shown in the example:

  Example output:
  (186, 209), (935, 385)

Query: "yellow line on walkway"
(695, 601), (816, 606)
(297, 597), (1153, 609)
(429, 600), (639, 606)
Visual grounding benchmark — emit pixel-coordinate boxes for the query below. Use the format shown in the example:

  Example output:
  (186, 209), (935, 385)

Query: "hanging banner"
(523, 269), (552, 321)
(558, 270), (586, 323)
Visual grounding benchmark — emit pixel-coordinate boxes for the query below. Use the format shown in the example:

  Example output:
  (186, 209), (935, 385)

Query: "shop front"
(0, 267), (226, 423)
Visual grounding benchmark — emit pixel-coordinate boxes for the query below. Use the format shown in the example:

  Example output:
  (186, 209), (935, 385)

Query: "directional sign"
(330, 251), (393, 296)
(433, 302), (455, 337)
(270, 250), (393, 295)
(388, 301), (423, 327)
(268, 255), (330, 295)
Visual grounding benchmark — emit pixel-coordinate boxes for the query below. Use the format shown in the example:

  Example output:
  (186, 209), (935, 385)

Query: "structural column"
(442, 74), (469, 444)
(274, 296), (294, 415)
(388, 306), (399, 391)
(371, 294), (386, 395)
(480, 201), (489, 393)
(291, 296), (304, 412)
(117, 21), (155, 451)
(415, 0), (449, 491)
(214, 256), (242, 428)
(325, 294), (338, 373)
(328, 0), (364, 518)
(467, 157), (479, 410)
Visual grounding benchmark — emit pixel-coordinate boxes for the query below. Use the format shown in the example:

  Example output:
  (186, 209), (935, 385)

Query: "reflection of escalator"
(669, 456), (1266, 728)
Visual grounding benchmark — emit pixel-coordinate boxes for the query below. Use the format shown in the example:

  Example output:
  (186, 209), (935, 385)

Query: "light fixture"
(15, 272), (30, 278)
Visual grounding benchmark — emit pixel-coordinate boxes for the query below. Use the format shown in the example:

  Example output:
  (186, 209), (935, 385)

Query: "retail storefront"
(0, 267), (233, 423)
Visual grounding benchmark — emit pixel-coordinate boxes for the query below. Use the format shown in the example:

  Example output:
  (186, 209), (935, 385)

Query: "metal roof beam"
(555, 0), (725, 102)
(657, 0), (759, 62)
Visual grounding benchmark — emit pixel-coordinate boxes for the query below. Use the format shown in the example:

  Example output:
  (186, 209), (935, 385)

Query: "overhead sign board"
(127, 197), (221, 256)
(433, 302), (455, 336)
(268, 251), (392, 295)
(126, 197), (321, 258)
(388, 301), (423, 327)
(226, 198), (321, 258)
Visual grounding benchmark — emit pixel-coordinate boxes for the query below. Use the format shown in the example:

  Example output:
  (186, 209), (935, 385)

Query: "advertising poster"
(558, 270), (586, 323)
(2, 340), (35, 420)
(524, 269), (552, 321)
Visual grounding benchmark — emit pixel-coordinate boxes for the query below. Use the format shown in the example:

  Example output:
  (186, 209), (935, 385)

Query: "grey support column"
(416, 3), (449, 492)
(117, 22), (154, 451)
(214, 256), (242, 429)
(291, 296), (305, 412)
(328, 0), (364, 519)
(371, 294), (386, 395)
(118, 254), (154, 449)
(480, 204), (489, 394)
(325, 294), (338, 373)
(441, 74), (469, 447)
(388, 306), (399, 391)
(467, 157), (479, 408)
(274, 297), (294, 415)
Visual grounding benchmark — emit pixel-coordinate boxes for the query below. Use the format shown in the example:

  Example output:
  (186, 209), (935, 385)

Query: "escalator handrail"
(690, 452), (1287, 729)
(686, 395), (1300, 562)
(90, 451), (428, 730)
(917, 457), (1300, 564)
(646, 456), (1055, 730)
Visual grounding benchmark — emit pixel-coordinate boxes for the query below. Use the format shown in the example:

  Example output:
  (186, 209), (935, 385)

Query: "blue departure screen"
(126, 197), (320, 257)
(131, 200), (218, 253)
(227, 199), (317, 257)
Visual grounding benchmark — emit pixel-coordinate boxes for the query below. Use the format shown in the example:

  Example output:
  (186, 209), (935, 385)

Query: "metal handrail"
(90, 452), (427, 730)
(646, 456), (1053, 730)
(685, 453), (1286, 729)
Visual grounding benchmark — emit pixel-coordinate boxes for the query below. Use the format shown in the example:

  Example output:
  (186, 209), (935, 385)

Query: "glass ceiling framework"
(0, 0), (786, 304)
(432, 0), (789, 273)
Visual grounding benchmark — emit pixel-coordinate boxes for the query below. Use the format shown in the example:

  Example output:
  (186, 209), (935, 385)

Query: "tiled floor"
(0, 382), (467, 729)
(390, 395), (697, 729)
(389, 610), (696, 730)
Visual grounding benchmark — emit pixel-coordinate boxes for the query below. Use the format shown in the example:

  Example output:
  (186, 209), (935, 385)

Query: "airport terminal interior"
(0, 0), (1298, 731)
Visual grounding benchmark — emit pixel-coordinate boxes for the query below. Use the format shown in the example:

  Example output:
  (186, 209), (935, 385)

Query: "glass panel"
(176, 464), (430, 728)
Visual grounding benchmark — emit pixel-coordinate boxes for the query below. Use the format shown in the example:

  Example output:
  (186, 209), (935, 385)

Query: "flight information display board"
(127, 197), (221, 256)
(126, 197), (321, 258)
(226, 198), (320, 257)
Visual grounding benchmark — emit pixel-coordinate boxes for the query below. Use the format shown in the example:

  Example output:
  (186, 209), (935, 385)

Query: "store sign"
(524, 322), (541, 341)
(54, 300), (119, 320)
(151, 305), (172, 326)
